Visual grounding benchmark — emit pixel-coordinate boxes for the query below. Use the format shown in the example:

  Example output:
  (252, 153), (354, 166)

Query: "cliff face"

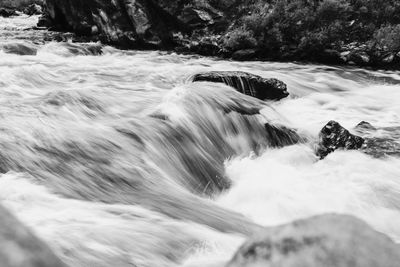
(42, 0), (226, 49)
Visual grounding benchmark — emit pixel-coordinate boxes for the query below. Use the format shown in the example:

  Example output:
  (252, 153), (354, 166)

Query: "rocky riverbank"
(0, 0), (43, 17)
(33, 0), (400, 69)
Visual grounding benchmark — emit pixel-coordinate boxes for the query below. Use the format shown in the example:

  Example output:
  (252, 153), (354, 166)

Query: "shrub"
(218, 0), (400, 59)
(222, 27), (257, 51)
(316, 0), (351, 26)
(372, 24), (400, 51)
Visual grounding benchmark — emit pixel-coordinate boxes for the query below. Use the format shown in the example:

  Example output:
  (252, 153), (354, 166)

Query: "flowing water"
(1, 15), (400, 267)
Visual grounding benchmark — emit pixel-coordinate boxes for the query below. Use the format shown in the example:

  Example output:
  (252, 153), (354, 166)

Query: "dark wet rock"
(227, 214), (400, 267)
(349, 51), (370, 66)
(0, 204), (67, 267)
(37, 12), (52, 28)
(192, 71), (289, 101)
(1, 43), (38, 56)
(179, 6), (221, 29)
(0, 8), (18, 17)
(23, 4), (42, 16)
(317, 120), (364, 159)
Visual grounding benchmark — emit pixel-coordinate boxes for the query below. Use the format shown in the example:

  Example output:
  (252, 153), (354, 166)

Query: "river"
(1, 15), (400, 267)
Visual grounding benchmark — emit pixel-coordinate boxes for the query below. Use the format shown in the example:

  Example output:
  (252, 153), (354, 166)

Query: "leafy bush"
(372, 24), (400, 51)
(218, 0), (400, 59)
(222, 27), (257, 51)
(315, 0), (351, 26)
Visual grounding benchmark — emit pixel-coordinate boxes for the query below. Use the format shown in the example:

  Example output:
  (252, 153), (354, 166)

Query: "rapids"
(1, 15), (400, 267)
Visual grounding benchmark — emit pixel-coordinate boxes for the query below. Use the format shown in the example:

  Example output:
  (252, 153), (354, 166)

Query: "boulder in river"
(192, 71), (289, 101)
(355, 121), (376, 131)
(317, 120), (364, 159)
(227, 214), (400, 267)
(349, 51), (370, 66)
(0, 204), (66, 267)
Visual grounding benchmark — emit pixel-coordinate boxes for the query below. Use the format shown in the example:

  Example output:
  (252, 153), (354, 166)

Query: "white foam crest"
(219, 145), (400, 242)
(272, 83), (400, 135)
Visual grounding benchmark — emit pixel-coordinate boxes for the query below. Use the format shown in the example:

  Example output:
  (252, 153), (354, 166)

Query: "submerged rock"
(227, 214), (400, 267)
(355, 121), (376, 131)
(192, 71), (289, 101)
(349, 51), (370, 65)
(354, 121), (400, 158)
(317, 120), (364, 159)
(0, 204), (66, 267)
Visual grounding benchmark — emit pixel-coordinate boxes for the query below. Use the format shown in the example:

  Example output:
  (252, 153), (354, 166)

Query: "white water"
(1, 15), (400, 267)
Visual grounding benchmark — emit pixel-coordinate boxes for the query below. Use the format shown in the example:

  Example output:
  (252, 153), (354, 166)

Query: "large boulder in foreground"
(0, 204), (66, 267)
(317, 120), (364, 159)
(227, 214), (400, 267)
(192, 71), (289, 101)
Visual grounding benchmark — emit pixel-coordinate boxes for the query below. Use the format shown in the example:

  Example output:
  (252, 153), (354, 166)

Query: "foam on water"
(0, 172), (244, 267)
(1, 15), (400, 267)
(221, 147), (400, 241)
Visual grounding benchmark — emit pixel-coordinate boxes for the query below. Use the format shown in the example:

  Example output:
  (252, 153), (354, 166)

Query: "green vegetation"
(220, 0), (400, 61)
(373, 24), (400, 51)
